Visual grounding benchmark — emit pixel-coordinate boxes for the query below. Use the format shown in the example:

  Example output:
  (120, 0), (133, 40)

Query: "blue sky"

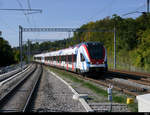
(0, 0), (147, 47)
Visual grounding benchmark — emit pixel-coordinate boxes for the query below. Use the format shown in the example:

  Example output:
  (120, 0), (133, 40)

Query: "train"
(33, 42), (108, 74)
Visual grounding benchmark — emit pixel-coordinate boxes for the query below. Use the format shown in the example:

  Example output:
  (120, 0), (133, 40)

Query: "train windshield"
(86, 42), (103, 59)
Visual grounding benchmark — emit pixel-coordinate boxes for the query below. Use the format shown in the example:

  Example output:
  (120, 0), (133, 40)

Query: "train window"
(63, 56), (65, 61)
(53, 56), (56, 61)
(62, 56), (64, 61)
(46, 57), (48, 61)
(73, 55), (77, 62)
(86, 43), (103, 59)
(68, 55), (70, 62)
(80, 53), (85, 62)
(55, 56), (57, 61)
(64, 56), (66, 62)
(68, 55), (69, 62)
(61, 56), (63, 61)
(57, 56), (59, 62)
(68, 55), (72, 64)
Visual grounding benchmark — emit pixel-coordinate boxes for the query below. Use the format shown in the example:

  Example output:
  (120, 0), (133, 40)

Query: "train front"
(84, 42), (108, 73)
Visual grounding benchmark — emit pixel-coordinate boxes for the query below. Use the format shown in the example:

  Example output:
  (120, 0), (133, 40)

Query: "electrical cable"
(16, 0), (31, 25)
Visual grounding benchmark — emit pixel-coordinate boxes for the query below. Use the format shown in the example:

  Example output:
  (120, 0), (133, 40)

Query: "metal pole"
(29, 40), (30, 63)
(27, 39), (31, 63)
(19, 26), (21, 68)
(148, 0), (149, 13)
(27, 39), (29, 63)
(114, 26), (116, 69)
(19, 25), (23, 70)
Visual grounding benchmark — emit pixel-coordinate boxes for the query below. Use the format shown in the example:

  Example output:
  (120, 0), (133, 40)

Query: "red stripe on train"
(82, 44), (91, 61)
(72, 54), (74, 71)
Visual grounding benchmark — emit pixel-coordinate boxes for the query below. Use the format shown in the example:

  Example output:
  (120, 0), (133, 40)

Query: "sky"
(0, 0), (148, 47)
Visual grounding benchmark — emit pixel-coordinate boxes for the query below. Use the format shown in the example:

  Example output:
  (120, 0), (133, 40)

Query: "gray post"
(27, 39), (30, 63)
(27, 39), (29, 63)
(114, 26), (116, 69)
(147, 0), (149, 13)
(19, 25), (23, 70)
(29, 40), (30, 63)
(107, 84), (113, 112)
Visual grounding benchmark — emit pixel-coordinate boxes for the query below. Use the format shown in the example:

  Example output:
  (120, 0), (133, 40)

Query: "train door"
(80, 53), (87, 73)
(76, 51), (86, 73)
(76, 51), (81, 71)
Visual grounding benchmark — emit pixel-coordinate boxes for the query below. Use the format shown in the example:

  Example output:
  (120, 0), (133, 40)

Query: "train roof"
(34, 47), (77, 57)
(74, 41), (103, 47)
(34, 42), (103, 57)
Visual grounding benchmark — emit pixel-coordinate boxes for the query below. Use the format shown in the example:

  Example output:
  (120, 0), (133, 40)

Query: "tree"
(0, 37), (15, 67)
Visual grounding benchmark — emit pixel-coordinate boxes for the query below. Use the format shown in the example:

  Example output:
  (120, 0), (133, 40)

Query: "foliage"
(0, 37), (15, 67)
(134, 29), (150, 70)
(13, 48), (20, 63)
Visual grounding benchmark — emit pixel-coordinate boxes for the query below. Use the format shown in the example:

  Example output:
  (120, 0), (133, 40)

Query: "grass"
(48, 66), (138, 112)
(128, 103), (138, 112)
(82, 82), (108, 97)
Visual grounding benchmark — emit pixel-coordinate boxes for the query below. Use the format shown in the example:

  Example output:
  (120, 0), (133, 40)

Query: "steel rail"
(22, 65), (43, 112)
(109, 69), (150, 78)
(0, 64), (37, 112)
(0, 64), (31, 84)
(0, 64), (28, 81)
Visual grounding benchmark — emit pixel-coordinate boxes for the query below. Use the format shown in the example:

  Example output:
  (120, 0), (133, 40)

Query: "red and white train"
(33, 42), (108, 74)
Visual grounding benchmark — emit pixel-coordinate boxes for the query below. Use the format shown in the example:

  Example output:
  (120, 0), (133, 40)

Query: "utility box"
(126, 98), (134, 104)
(136, 93), (150, 112)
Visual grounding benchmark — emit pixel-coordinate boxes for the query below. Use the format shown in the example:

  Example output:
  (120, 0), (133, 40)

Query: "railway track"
(0, 64), (43, 112)
(0, 64), (28, 82)
(47, 66), (150, 97)
(109, 69), (150, 78)
(86, 73), (150, 96)
(105, 70), (150, 95)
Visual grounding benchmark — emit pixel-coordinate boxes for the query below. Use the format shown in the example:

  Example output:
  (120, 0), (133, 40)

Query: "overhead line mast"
(147, 0), (149, 13)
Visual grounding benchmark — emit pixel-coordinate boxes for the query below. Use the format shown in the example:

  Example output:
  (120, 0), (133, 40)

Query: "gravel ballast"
(32, 67), (86, 112)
